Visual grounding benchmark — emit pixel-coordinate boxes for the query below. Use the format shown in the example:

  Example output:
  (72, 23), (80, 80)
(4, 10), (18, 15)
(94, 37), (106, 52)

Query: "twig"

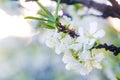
(53, 0), (120, 19)
(109, 0), (120, 10)
(58, 23), (79, 38)
(92, 43), (120, 56)
(25, 0), (38, 1)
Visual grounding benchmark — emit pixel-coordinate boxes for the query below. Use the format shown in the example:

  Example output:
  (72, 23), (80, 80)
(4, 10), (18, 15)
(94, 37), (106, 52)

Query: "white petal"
(76, 36), (86, 43)
(62, 52), (74, 63)
(65, 63), (71, 70)
(93, 62), (102, 69)
(78, 27), (84, 36)
(55, 45), (64, 54)
(45, 37), (56, 48)
(93, 29), (105, 38)
(79, 69), (89, 75)
(70, 43), (82, 51)
(89, 22), (97, 34)
(55, 46), (61, 54)
(65, 63), (75, 70)
(77, 64), (90, 75)
(61, 35), (72, 43)
(53, 32), (61, 39)
(89, 39), (96, 45)
(60, 16), (71, 25)
(79, 51), (91, 61)
(85, 39), (96, 49)
(84, 61), (93, 72)
(95, 53), (104, 62)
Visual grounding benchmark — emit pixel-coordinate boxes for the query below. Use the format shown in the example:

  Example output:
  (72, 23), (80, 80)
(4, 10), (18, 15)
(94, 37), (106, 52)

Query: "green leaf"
(56, 17), (59, 24)
(70, 49), (80, 60)
(55, 0), (61, 18)
(61, 33), (66, 39)
(36, 1), (54, 19)
(38, 10), (49, 18)
(94, 40), (100, 47)
(40, 23), (55, 29)
(25, 16), (55, 23)
(65, 24), (70, 29)
(74, 4), (83, 11)
(55, 0), (61, 24)
(38, 10), (56, 21)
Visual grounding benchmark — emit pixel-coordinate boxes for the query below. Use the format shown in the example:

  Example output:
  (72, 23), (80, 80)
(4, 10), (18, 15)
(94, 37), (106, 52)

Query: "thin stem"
(58, 23), (79, 38)
(53, 0), (120, 19)
(92, 43), (120, 56)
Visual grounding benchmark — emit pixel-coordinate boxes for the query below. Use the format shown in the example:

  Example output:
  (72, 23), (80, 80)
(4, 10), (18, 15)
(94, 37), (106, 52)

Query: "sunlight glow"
(107, 0), (120, 32)
(0, 9), (32, 39)
(20, 0), (39, 11)
(109, 17), (120, 32)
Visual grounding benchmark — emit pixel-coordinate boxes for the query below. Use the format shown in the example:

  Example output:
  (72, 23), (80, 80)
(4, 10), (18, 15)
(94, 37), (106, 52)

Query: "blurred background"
(0, 0), (120, 80)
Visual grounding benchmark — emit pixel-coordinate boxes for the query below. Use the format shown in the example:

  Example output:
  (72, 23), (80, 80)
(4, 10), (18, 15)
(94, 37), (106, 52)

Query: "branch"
(58, 23), (79, 38)
(109, 0), (120, 10)
(25, 0), (38, 1)
(24, 0), (120, 56)
(92, 43), (120, 56)
(58, 22), (120, 56)
(53, 0), (120, 19)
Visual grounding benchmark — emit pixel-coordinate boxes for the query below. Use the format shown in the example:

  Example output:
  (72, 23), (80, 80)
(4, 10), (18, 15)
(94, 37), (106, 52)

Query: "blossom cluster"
(24, 0), (108, 75)
(45, 15), (105, 75)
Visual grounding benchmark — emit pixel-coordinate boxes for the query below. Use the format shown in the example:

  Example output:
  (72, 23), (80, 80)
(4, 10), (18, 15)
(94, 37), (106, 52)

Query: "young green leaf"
(38, 10), (50, 18)
(40, 23), (55, 29)
(38, 10), (56, 22)
(55, 0), (61, 18)
(55, 0), (61, 24)
(25, 16), (55, 23)
(65, 24), (70, 29)
(94, 40), (100, 47)
(36, 1), (54, 19)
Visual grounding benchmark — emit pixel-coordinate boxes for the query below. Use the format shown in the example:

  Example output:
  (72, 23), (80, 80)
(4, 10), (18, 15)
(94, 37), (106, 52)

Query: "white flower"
(45, 36), (57, 48)
(79, 50), (91, 61)
(88, 22), (105, 39)
(55, 35), (73, 54)
(77, 23), (105, 51)
(44, 15), (106, 75)
(62, 51), (76, 63)
(55, 43), (67, 54)
(62, 51), (90, 75)
(76, 27), (95, 50)
(65, 62), (90, 75)
(60, 16), (71, 25)
(69, 43), (82, 51)
(78, 22), (105, 40)
(45, 31), (60, 48)
(84, 53), (104, 71)
(46, 30), (73, 54)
